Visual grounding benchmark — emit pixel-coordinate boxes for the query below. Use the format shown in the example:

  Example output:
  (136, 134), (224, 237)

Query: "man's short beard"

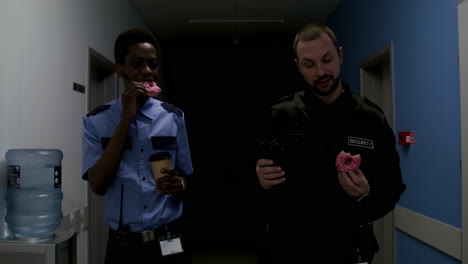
(309, 75), (341, 97)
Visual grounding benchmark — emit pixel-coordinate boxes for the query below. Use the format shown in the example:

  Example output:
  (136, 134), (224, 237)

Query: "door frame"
(458, 0), (468, 262)
(359, 42), (395, 264)
(87, 47), (118, 264)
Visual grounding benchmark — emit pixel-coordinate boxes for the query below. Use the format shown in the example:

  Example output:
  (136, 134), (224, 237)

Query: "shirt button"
(142, 177), (146, 181)
(140, 148), (144, 152)
(143, 205), (147, 210)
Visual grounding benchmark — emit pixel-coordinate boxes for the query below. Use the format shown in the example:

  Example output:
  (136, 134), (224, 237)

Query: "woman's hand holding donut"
(121, 81), (147, 121)
(338, 169), (369, 198)
(256, 158), (286, 190)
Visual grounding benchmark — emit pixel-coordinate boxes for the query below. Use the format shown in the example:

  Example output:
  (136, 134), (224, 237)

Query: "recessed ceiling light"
(188, 18), (284, 24)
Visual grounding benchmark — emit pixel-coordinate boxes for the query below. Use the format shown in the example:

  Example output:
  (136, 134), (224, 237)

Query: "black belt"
(110, 219), (182, 243)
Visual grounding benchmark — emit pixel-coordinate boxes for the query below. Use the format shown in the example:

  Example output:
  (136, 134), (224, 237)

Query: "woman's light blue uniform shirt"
(82, 97), (193, 232)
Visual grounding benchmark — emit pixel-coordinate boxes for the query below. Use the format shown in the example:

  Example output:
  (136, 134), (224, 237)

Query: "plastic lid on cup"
(149, 152), (172, 161)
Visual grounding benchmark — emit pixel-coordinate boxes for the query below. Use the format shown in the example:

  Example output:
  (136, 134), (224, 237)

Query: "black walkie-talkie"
(115, 184), (129, 246)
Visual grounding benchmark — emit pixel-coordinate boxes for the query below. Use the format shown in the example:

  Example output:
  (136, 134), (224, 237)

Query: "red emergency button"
(398, 131), (416, 145)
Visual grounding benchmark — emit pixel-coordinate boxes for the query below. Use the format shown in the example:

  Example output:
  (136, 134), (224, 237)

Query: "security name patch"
(348, 136), (374, 149)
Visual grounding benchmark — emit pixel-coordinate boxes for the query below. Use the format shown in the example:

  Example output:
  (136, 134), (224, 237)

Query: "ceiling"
(129, 0), (342, 41)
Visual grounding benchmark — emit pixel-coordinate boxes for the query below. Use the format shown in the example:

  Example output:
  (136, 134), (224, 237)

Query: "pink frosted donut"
(335, 151), (361, 173)
(143, 81), (161, 96)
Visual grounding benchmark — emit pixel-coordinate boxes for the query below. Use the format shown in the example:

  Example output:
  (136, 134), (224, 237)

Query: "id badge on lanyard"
(159, 231), (184, 256)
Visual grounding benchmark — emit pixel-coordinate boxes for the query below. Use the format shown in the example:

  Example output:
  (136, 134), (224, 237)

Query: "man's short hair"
(114, 28), (158, 64)
(293, 22), (339, 58)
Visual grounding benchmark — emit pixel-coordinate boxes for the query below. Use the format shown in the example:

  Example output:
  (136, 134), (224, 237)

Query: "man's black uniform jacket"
(257, 83), (406, 262)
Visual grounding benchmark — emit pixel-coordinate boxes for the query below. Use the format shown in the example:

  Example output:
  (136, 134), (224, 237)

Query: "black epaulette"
(273, 94), (294, 105)
(86, 104), (110, 117)
(363, 96), (384, 114)
(161, 102), (183, 117)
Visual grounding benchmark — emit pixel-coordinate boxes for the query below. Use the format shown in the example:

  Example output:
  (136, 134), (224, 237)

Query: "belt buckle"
(140, 229), (157, 243)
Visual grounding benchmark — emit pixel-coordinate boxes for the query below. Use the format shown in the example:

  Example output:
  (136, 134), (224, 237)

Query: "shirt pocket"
(101, 137), (132, 150)
(278, 130), (306, 149)
(151, 136), (177, 150)
(277, 130), (308, 161)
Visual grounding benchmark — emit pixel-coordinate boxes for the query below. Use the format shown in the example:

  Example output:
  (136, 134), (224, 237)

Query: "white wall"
(0, 0), (149, 263)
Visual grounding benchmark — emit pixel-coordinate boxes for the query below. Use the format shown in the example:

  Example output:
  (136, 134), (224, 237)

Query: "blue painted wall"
(397, 230), (459, 264)
(326, 0), (461, 262)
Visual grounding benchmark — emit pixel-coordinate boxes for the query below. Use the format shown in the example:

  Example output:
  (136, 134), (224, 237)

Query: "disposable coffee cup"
(149, 152), (172, 181)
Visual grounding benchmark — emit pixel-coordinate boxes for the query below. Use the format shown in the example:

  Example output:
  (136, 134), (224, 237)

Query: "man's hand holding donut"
(335, 151), (370, 199)
(338, 169), (370, 198)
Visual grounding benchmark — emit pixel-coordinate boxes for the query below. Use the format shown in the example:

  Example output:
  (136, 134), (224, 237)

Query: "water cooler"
(0, 149), (76, 264)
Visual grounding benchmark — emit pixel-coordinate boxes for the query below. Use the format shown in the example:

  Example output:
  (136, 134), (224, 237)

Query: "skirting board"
(394, 206), (461, 260)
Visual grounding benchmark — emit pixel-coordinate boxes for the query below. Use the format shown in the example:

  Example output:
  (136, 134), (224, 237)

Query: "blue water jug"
(4, 149), (63, 240)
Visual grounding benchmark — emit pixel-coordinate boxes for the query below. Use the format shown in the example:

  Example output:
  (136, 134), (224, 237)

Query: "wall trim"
(394, 206), (461, 260)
